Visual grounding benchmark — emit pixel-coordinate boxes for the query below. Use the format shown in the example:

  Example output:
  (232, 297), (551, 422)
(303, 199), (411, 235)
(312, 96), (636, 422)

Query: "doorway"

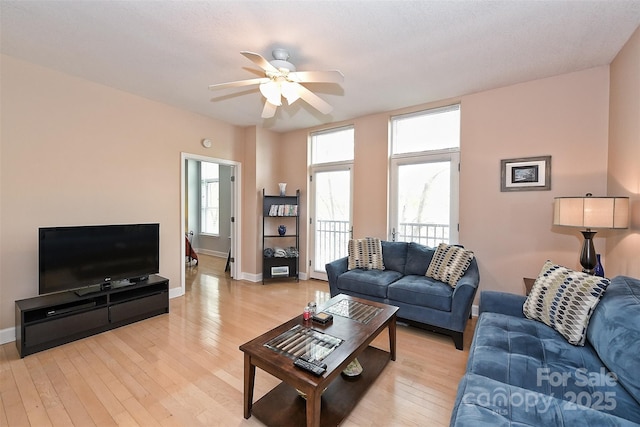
(309, 166), (352, 281)
(180, 153), (242, 294)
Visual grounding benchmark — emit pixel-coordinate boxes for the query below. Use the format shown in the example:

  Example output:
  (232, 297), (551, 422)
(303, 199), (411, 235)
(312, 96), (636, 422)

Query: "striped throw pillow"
(426, 243), (474, 288)
(347, 238), (385, 270)
(523, 260), (610, 346)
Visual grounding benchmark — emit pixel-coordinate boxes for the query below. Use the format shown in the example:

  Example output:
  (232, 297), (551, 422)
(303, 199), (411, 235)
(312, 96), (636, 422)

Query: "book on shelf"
(268, 204), (298, 216)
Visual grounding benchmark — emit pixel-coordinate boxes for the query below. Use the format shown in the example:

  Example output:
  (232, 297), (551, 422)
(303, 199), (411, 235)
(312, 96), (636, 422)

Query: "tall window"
(390, 105), (460, 246)
(309, 126), (354, 280)
(201, 162), (219, 235)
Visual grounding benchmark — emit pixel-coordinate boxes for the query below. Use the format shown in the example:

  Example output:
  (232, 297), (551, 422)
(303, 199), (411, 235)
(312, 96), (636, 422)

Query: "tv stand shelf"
(15, 275), (169, 358)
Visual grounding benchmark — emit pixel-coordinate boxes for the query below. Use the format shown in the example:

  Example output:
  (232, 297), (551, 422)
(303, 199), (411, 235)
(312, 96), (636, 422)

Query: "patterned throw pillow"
(425, 243), (474, 288)
(523, 260), (610, 346)
(347, 238), (385, 270)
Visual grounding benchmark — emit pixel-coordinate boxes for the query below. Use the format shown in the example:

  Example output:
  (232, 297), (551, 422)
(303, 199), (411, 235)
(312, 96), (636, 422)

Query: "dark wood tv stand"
(15, 275), (169, 358)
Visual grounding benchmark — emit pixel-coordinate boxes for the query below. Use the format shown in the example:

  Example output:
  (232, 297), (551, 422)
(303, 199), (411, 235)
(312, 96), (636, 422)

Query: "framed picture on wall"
(500, 155), (551, 192)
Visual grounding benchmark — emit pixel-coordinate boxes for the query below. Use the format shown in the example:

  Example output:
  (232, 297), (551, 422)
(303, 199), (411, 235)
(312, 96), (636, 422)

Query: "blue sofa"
(326, 241), (480, 350)
(450, 275), (640, 426)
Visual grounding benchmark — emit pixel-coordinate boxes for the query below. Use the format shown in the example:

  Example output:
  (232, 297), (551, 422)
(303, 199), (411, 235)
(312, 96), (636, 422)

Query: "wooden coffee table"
(239, 294), (398, 427)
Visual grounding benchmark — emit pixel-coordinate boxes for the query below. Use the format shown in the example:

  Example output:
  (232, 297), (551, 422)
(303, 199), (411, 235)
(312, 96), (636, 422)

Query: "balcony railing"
(396, 222), (450, 248)
(315, 220), (351, 271)
(315, 220), (449, 272)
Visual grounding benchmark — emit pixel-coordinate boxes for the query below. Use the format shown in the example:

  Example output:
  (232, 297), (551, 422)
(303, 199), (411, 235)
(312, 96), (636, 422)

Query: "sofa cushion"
(451, 373), (639, 427)
(348, 237), (385, 270)
(404, 242), (434, 276)
(381, 241), (408, 273)
(467, 312), (640, 423)
(523, 260), (610, 346)
(587, 276), (640, 406)
(426, 243), (474, 287)
(336, 268), (402, 299)
(387, 275), (452, 312)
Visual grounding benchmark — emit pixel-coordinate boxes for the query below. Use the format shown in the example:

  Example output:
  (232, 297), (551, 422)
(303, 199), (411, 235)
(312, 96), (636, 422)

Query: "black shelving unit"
(262, 188), (300, 283)
(15, 275), (169, 357)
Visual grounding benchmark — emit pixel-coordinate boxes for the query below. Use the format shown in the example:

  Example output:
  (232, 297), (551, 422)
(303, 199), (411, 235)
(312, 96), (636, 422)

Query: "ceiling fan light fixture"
(210, 50), (343, 118)
(259, 81), (281, 106)
(281, 81), (300, 105)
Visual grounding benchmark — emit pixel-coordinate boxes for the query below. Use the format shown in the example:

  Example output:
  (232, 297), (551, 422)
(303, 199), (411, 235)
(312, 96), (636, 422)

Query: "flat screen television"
(39, 223), (160, 295)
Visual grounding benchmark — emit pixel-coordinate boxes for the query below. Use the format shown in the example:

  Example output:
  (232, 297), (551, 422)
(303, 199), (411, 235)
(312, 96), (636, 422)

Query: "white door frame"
(309, 164), (353, 281)
(389, 150), (459, 243)
(180, 152), (242, 294)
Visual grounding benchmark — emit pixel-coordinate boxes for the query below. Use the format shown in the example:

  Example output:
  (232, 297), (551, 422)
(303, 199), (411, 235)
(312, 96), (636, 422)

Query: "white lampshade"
(554, 196), (630, 229)
(280, 81), (300, 105)
(259, 81), (282, 106)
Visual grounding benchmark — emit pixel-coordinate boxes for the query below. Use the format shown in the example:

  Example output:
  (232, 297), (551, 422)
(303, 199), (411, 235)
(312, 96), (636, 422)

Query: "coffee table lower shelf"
(251, 346), (390, 427)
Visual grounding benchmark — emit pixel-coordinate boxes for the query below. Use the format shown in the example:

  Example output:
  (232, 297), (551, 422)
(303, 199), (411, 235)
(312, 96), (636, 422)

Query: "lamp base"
(580, 230), (597, 275)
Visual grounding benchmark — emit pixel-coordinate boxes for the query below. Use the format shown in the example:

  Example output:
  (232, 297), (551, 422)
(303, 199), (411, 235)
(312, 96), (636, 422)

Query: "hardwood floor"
(1, 254), (475, 426)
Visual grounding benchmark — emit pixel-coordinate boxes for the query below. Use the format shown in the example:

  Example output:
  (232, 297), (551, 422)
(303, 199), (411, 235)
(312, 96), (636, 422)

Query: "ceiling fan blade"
(294, 83), (333, 115)
(261, 101), (278, 119)
(288, 70), (344, 83)
(208, 77), (268, 91)
(241, 51), (279, 73)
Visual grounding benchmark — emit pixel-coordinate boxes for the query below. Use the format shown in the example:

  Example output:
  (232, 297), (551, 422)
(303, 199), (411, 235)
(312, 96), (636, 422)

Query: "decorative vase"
(278, 225), (286, 236)
(278, 183), (287, 196)
(594, 254), (605, 277)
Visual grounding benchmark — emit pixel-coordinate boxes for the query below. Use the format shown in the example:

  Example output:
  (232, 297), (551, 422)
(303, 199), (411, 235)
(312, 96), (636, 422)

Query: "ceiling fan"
(208, 49), (344, 118)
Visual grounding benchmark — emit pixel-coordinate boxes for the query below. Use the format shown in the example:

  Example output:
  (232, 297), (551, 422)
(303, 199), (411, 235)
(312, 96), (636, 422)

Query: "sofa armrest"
(450, 258), (480, 332)
(325, 256), (348, 297)
(479, 291), (526, 318)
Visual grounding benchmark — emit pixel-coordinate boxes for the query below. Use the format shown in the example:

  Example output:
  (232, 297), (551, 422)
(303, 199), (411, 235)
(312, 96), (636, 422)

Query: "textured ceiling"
(2, 1), (639, 133)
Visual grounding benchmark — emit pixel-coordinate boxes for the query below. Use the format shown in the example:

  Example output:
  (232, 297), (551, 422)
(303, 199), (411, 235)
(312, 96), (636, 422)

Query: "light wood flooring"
(1, 254), (475, 426)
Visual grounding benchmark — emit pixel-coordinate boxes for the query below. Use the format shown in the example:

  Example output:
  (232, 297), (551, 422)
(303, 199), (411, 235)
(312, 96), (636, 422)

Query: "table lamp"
(553, 193), (629, 274)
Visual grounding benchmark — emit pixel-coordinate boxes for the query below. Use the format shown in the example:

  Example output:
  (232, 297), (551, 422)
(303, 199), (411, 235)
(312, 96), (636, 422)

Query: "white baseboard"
(240, 272), (261, 283)
(0, 327), (15, 345)
(169, 287), (184, 299)
(194, 248), (227, 258)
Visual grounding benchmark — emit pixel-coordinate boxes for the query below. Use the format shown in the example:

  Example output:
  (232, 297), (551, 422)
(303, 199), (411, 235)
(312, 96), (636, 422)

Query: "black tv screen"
(39, 223), (160, 295)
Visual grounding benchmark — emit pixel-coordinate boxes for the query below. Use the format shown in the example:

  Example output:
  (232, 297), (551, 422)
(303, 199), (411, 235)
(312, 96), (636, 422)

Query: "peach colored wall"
(607, 26), (640, 278)
(351, 113), (390, 239)
(281, 67), (611, 295)
(461, 67), (610, 295)
(0, 55), (246, 331)
(241, 126), (258, 276)
(278, 129), (309, 274)
(254, 126), (279, 277)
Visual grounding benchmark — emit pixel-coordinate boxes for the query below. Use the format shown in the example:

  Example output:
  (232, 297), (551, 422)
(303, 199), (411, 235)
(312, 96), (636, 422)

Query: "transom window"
(392, 104), (460, 154)
(311, 126), (354, 164)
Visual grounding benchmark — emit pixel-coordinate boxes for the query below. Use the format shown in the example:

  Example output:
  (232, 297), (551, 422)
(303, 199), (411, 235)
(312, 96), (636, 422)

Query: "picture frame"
(500, 155), (551, 192)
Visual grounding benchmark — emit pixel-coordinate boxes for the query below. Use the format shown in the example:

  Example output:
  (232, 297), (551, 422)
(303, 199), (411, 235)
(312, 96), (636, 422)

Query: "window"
(201, 162), (219, 235)
(392, 105), (460, 154)
(390, 105), (460, 245)
(311, 126), (354, 164)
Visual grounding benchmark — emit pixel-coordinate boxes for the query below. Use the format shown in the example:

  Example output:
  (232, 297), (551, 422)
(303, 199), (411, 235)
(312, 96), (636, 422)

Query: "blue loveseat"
(326, 241), (480, 350)
(450, 275), (640, 426)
